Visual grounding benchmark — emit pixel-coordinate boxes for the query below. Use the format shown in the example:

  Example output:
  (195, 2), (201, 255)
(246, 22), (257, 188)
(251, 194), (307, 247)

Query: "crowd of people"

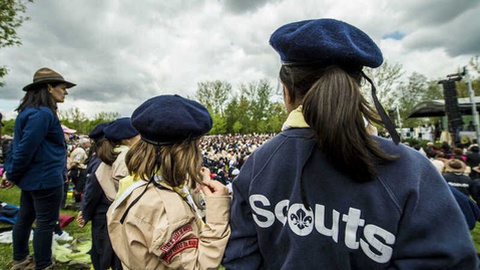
(1, 18), (479, 270)
(411, 140), (480, 209)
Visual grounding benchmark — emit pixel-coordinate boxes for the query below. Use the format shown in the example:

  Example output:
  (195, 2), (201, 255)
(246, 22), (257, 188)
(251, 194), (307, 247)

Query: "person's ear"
(283, 84), (292, 106)
(47, 84), (53, 94)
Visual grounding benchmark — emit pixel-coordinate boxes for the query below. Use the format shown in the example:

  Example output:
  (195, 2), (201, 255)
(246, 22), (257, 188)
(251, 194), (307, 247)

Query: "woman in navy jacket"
(1, 67), (75, 270)
(223, 19), (478, 269)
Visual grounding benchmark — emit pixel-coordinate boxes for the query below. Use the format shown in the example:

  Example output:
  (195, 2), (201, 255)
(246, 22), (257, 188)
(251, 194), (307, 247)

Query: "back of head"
(78, 137), (90, 147)
(270, 18), (397, 182)
(453, 148), (464, 156)
(97, 117), (138, 165)
(126, 94), (212, 187)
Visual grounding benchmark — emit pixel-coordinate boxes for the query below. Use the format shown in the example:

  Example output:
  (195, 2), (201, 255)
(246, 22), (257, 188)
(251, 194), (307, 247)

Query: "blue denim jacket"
(223, 128), (478, 269)
(5, 106), (66, 191)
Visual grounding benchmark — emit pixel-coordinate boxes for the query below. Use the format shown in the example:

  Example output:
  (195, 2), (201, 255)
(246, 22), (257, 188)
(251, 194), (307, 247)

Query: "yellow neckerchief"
(282, 105), (374, 133)
(282, 105), (310, 131)
(114, 145), (129, 153)
(117, 175), (136, 199)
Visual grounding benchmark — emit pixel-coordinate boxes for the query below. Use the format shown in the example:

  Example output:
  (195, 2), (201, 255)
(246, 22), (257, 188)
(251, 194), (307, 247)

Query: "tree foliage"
(196, 80), (231, 114)
(58, 108), (119, 135)
(197, 79), (286, 134)
(0, 0), (32, 86)
(364, 62), (404, 107)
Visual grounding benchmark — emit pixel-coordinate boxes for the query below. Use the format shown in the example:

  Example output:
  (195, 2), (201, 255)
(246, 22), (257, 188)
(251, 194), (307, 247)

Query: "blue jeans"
(13, 185), (63, 269)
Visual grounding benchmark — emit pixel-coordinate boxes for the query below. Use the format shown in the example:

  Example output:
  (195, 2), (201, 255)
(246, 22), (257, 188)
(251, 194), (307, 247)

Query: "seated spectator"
(425, 142), (438, 159)
(467, 146), (480, 178)
(444, 159), (473, 196)
(451, 147), (467, 162)
(431, 152), (447, 175)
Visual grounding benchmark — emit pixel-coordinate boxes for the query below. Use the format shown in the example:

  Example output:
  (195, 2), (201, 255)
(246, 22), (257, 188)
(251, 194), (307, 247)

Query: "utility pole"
(464, 67), (480, 140)
(396, 107), (402, 128)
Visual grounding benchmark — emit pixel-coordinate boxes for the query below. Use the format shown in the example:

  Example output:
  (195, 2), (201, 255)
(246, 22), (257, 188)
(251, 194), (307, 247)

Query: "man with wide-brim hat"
(443, 159), (473, 196)
(473, 165), (480, 174)
(23, 67), (76, 91)
(445, 159), (467, 173)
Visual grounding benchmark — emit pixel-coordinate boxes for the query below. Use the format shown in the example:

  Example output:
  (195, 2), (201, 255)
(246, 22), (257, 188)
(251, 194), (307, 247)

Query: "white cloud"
(0, 0), (478, 120)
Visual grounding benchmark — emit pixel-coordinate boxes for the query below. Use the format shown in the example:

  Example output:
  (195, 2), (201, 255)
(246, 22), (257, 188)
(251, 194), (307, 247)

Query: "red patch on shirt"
(159, 224), (193, 253)
(161, 238), (199, 263)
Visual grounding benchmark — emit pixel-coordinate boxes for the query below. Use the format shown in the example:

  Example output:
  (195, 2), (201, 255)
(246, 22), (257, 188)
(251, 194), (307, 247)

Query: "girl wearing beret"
(94, 117), (140, 202)
(79, 118), (139, 270)
(223, 19), (478, 269)
(77, 121), (125, 270)
(107, 95), (231, 269)
(1, 67), (75, 270)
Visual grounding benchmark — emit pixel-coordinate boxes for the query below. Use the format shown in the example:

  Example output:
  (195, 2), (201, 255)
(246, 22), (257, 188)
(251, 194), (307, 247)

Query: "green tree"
(240, 79), (274, 132)
(210, 112), (227, 135)
(398, 72), (429, 127)
(1, 118), (15, 135)
(266, 102), (287, 133)
(195, 80), (231, 114)
(224, 96), (242, 134)
(0, 0), (32, 86)
(59, 108), (121, 134)
(422, 80), (444, 102)
(232, 120), (243, 133)
(364, 62), (405, 107)
(85, 111), (120, 133)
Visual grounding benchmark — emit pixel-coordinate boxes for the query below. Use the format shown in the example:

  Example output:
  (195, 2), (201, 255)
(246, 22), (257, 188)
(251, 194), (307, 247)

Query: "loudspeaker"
(442, 80), (463, 131)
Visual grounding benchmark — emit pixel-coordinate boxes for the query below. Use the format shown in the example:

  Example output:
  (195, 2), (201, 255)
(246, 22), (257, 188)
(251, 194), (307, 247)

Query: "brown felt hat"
(445, 159), (466, 173)
(23, 67), (76, 91)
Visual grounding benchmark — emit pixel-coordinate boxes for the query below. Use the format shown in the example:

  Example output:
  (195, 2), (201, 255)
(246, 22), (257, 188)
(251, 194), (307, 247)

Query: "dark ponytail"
(281, 65), (397, 182)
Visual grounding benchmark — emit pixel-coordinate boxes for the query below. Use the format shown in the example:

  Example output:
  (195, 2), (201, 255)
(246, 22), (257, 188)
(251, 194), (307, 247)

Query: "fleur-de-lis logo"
(290, 208), (312, 230)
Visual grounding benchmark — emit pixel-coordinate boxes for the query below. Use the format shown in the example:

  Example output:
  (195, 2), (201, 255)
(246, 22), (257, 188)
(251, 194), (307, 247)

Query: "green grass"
(0, 186), (92, 269)
(2, 187), (480, 269)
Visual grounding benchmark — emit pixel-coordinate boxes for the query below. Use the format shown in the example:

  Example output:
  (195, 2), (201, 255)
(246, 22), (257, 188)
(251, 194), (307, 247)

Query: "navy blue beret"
(269, 18), (383, 68)
(103, 117), (139, 142)
(88, 121), (111, 141)
(131, 94), (212, 145)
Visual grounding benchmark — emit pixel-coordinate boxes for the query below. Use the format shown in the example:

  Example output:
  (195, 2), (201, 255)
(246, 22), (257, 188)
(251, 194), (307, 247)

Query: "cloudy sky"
(1, 0), (479, 119)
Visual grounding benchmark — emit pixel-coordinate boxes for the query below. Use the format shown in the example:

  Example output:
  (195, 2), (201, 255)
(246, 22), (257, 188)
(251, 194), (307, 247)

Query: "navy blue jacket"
(81, 155), (111, 222)
(449, 185), (480, 230)
(5, 106), (66, 191)
(223, 128), (478, 269)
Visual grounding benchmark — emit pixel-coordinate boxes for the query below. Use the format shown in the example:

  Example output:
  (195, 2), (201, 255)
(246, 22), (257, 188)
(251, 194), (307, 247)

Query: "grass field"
(2, 186), (480, 269)
(0, 186), (91, 269)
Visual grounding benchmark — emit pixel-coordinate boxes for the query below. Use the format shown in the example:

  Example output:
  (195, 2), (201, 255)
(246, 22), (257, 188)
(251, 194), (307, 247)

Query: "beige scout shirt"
(107, 181), (231, 270)
(95, 146), (130, 201)
(69, 147), (88, 169)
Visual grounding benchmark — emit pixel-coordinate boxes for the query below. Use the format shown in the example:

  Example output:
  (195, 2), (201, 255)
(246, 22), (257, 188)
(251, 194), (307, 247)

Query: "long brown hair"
(280, 65), (397, 182)
(96, 138), (119, 166)
(16, 84), (58, 113)
(125, 139), (203, 188)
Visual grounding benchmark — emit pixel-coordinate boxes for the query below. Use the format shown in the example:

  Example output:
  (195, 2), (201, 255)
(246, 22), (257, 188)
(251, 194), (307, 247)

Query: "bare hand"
(199, 167), (211, 182)
(201, 179), (229, 196)
(0, 174), (14, 190)
(77, 211), (86, 228)
(195, 167), (211, 193)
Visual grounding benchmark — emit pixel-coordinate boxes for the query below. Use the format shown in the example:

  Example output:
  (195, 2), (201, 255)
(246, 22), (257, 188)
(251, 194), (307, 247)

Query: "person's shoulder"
(254, 129), (312, 151)
(20, 106), (55, 119)
(375, 136), (427, 160)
